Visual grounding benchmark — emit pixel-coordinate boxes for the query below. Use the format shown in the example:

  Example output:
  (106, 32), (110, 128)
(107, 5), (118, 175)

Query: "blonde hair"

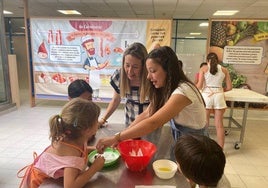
(49, 98), (100, 143)
(120, 42), (150, 103)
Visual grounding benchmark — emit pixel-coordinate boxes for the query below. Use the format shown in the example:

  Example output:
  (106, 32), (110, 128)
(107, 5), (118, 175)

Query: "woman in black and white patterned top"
(98, 42), (150, 127)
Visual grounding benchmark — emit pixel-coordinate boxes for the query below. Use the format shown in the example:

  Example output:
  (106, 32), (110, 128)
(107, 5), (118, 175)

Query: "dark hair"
(200, 62), (207, 68)
(207, 52), (219, 75)
(120, 42), (150, 103)
(145, 46), (202, 114)
(49, 98), (100, 143)
(178, 60), (183, 69)
(174, 134), (225, 187)
(68, 79), (93, 98)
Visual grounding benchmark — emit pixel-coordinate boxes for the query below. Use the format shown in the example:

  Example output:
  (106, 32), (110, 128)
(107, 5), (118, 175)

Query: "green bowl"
(88, 147), (120, 168)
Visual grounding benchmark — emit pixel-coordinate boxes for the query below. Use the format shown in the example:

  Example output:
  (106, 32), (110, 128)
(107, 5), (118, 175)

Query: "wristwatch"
(101, 117), (107, 123)
(114, 132), (121, 142)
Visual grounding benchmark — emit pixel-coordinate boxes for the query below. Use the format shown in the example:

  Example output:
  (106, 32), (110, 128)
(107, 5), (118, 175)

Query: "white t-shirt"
(172, 82), (206, 129)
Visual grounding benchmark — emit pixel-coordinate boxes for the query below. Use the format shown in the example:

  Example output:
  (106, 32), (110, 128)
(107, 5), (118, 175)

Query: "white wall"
(172, 39), (207, 82)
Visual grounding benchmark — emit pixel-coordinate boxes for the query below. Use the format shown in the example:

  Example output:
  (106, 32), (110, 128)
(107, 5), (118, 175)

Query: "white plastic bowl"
(152, 159), (178, 179)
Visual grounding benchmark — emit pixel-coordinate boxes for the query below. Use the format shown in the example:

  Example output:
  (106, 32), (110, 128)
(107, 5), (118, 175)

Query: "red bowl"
(117, 139), (157, 172)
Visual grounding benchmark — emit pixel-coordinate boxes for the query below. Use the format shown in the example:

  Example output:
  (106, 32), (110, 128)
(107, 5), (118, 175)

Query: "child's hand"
(92, 154), (105, 171)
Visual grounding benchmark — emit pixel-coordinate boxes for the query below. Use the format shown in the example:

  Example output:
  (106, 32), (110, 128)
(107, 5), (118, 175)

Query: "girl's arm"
(98, 90), (121, 126)
(64, 156), (105, 188)
(222, 67), (232, 91)
(87, 145), (96, 153)
(96, 94), (191, 152)
(196, 67), (205, 90)
(194, 73), (199, 84)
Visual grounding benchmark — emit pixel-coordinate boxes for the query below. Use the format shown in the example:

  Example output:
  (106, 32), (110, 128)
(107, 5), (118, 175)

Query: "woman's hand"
(96, 136), (118, 153)
(98, 118), (107, 128)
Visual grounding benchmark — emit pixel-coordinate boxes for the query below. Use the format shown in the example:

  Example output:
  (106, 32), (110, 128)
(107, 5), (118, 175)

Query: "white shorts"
(202, 88), (227, 109)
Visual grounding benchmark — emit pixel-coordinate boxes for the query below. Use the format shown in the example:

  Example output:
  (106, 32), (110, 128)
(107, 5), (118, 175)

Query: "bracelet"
(114, 132), (121, 142)
(101, 117), (108, 123)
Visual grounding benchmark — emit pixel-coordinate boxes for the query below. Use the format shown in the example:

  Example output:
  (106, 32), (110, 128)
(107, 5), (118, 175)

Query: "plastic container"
(117, 139), (157, 172)
(152, 159), (178, 179)
(88, 147), (120, 168)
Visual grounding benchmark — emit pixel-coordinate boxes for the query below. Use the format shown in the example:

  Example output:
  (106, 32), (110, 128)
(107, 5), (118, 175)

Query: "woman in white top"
(196, 52), (232, 148)
(96, 46), (208, 156)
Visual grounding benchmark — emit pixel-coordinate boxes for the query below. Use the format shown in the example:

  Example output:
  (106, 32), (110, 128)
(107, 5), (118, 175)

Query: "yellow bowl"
(152, 159), (178, 179)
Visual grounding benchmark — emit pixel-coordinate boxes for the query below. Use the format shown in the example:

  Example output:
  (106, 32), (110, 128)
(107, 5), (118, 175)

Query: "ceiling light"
(3, 10), (13, 14)
(190, 32), (201, 35)
(213, 10), (239, 16)
(185, 36), (195, 39)
(199, 22), (208, 27)
(57, 10), (81, 15)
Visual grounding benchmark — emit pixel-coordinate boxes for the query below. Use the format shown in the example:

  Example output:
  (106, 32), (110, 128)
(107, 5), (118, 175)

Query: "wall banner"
(208, 19), (268, 65)
(30, 18), (171, 101)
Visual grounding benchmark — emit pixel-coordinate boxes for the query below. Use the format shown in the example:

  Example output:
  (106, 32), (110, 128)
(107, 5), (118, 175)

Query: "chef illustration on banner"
(81, 36), (109, 99)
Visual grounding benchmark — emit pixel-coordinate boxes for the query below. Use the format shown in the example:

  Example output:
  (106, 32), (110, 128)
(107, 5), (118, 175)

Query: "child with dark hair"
(68, 79), (98, 142)
(68, 79), (93, 101)
(174, 134), (230, 188)
(194, 62), (207, 84)
(18, 98), (104, 188)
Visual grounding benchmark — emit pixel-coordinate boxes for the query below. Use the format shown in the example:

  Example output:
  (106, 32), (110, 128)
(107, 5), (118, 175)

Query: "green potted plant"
(221, 63), (248, 107)
(221, 63), (247, 88)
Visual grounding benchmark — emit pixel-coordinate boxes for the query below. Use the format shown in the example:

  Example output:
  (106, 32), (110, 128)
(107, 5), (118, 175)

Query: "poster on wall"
(208, 19), (268, 64)
(30, 18), (172, 101)
(208, 19), (268, 94)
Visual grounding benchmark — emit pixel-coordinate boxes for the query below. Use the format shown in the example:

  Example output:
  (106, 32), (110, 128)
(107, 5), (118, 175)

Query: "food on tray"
(52, 73), (66, 84)
(38, 72), (51, 83)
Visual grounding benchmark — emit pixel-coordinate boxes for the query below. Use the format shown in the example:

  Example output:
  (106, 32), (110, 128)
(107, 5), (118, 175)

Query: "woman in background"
(196, 52), (232, 148)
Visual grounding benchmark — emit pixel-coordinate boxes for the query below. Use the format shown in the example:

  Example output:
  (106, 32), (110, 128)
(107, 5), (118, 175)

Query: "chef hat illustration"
(81, 35), (94, 46)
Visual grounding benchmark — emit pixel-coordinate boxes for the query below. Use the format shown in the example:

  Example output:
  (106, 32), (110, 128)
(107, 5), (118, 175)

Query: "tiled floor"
(0, 90), (268, 187)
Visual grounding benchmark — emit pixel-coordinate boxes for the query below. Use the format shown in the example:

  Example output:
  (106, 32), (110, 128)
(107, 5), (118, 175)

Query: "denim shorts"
(169, 119), (209, 161)
(170, 119), (209, 141)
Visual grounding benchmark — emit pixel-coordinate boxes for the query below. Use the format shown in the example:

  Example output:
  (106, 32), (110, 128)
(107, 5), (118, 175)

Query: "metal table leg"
(234, 102), (249, 149)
